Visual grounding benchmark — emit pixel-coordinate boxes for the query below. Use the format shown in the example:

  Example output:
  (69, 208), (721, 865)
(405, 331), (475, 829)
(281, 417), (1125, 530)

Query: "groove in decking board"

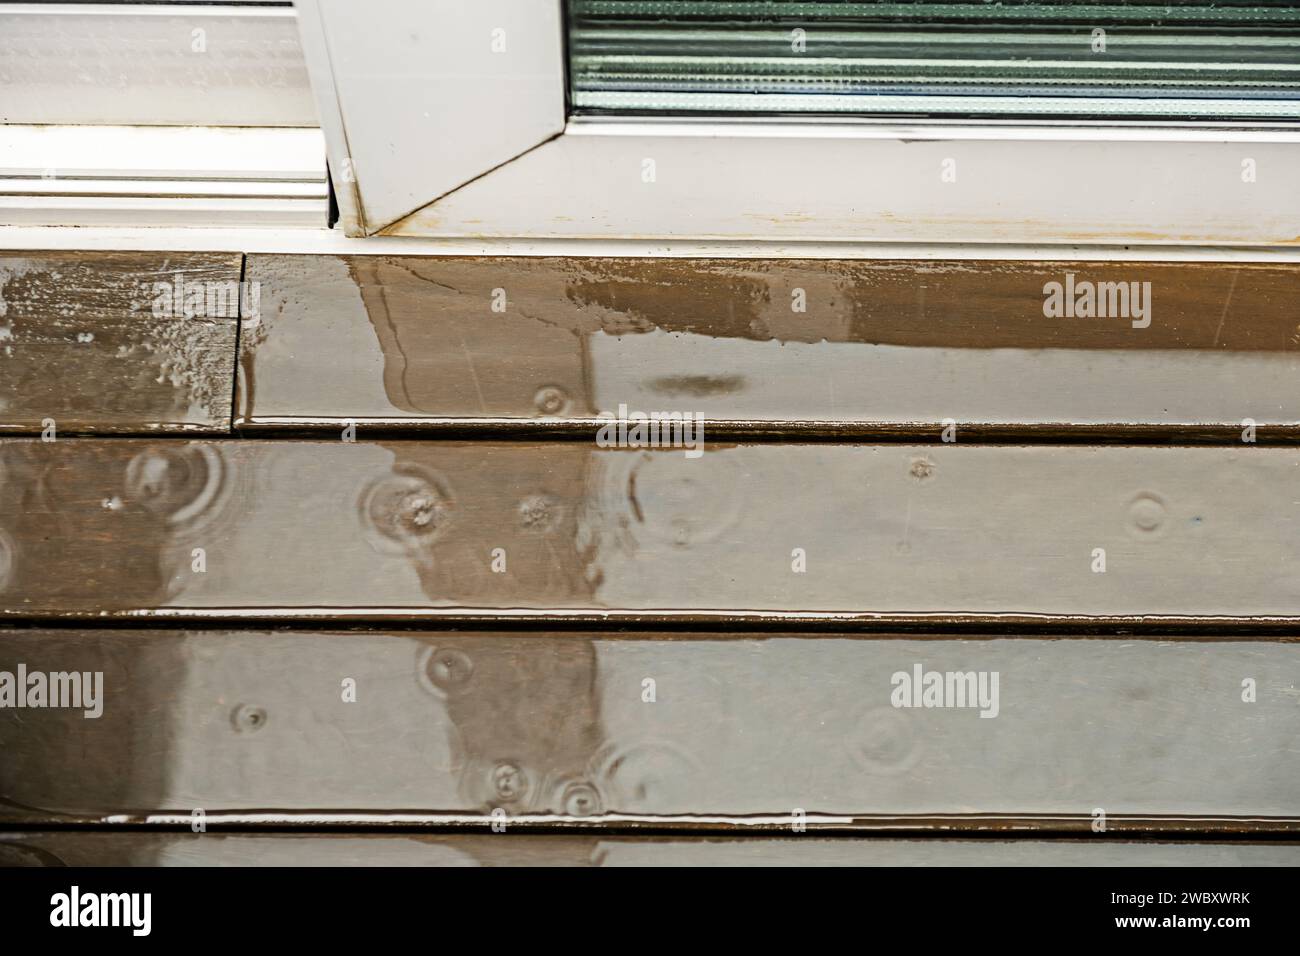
(3, 439), (1300, 620)
(0, 253), (243, 433)
(3, 832), (1299, 867)
(239, 255), (1300, 431)
(1, 629), (1297, 827)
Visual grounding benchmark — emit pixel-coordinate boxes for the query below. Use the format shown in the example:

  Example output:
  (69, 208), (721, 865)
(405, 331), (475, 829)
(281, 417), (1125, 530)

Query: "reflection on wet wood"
(2, 630), (1297, 827)
(13, 251), (1298, 859)
(3, 439), (1300, 621)
(239, 255), (1300, 431)
(3, 831), (1299, 867)
(0, 253), (241, 433)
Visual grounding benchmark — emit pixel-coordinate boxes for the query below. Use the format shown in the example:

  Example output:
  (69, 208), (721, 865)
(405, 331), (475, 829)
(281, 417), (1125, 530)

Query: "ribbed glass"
(567, 1), (1300, 119)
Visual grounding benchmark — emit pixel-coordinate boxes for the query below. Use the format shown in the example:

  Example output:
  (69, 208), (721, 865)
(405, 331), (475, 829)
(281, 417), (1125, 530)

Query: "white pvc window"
(0, 2), (314, 127)
(298, 0), (1300, 246)
(6, 1), (1294, 244)
(0, 2), (326, 228)
(567, 1), (1300, 121)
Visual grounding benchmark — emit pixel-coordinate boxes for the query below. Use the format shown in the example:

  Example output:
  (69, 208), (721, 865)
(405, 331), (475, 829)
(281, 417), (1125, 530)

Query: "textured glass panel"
(567, 1), (1300, 119)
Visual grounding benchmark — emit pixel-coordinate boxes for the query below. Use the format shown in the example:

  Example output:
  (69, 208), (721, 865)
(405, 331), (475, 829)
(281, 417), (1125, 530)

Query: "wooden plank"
(0, 253), (242, 433)
(2, 630), (1297, 828)
(238, 255), (1300, 436)
(3, 832), (1299, 867)
(3, 439), (1300, 622)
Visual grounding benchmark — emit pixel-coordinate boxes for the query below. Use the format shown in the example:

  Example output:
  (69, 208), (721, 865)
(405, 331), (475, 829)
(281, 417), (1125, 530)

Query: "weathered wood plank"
(2, 440), (1300, 622)
(1, 630), (1296, 827)
(0, 253), (242, 433)
(3, 832), (1298, 867)
(240, 255), (1300, 434)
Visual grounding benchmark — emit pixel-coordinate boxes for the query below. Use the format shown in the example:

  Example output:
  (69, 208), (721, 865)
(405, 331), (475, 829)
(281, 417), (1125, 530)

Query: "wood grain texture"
(1, 630), (1297, 828)
(239, 255), (1300, 432)
(3, 832), (1298, 867)
(3, 439), (1300, 622)
(0, 253), (242, 433)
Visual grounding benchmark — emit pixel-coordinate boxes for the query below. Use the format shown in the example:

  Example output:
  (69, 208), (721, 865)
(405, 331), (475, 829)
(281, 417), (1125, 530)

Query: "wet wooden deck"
(2, 252), (1298, 864)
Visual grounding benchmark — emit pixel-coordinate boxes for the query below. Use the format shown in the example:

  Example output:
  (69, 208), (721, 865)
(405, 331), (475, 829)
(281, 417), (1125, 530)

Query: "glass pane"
(567, 1), (1300, 119)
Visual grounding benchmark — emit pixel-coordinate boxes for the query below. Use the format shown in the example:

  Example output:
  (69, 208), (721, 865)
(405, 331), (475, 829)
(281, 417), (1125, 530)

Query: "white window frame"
(299, 0), (1300, 248)
(0, 2), (315, 127)
(0, 125), (328, 228)
(0, 2), (327, 229)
